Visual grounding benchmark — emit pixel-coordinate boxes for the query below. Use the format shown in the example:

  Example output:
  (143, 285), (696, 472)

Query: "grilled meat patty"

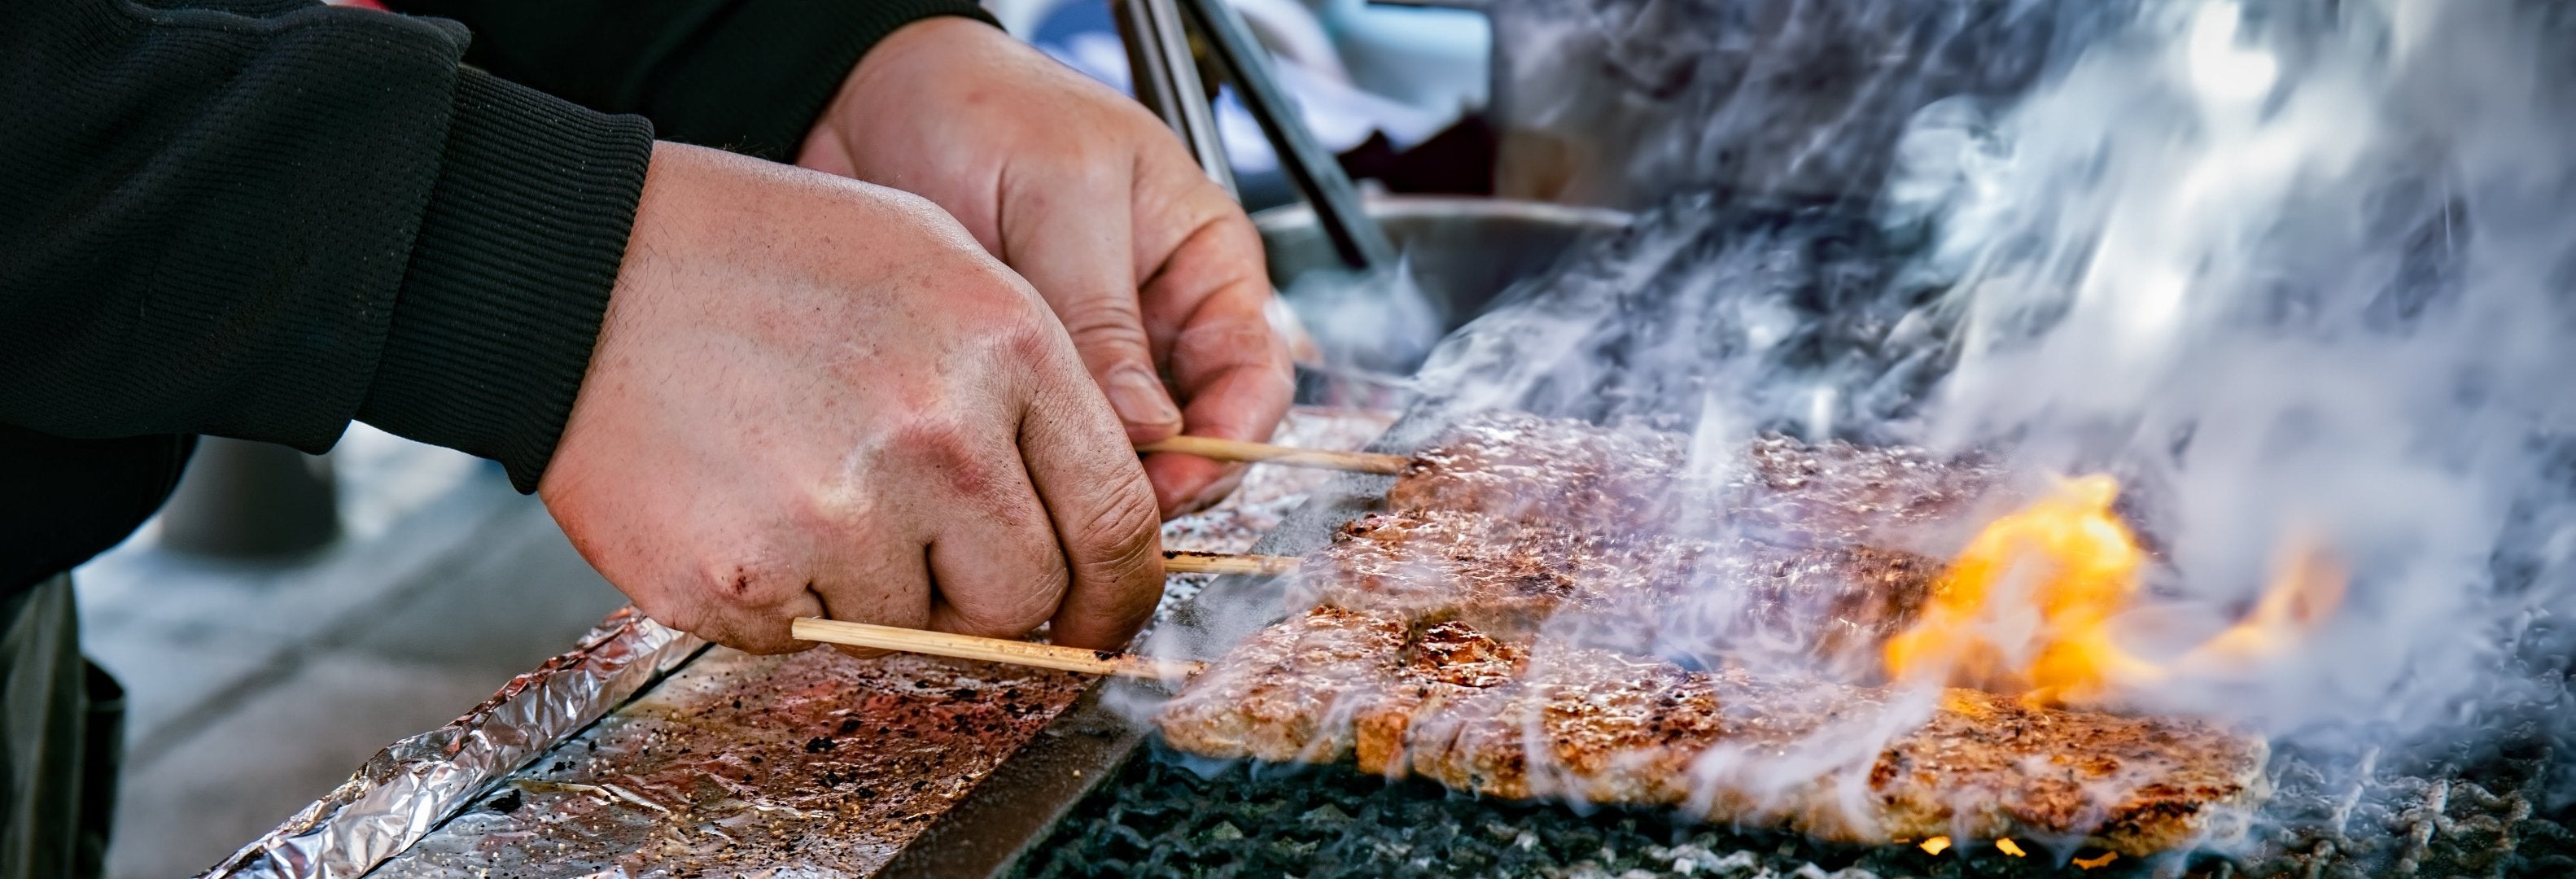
(1153, 606), (1410, 764)
(1156, 608), (2269, 856)
(1293, 509), (1940, 676)
(1389, 411), (1693, 532)
(1732, 433), (2009, 549)
(1389, 412), (2005, 544)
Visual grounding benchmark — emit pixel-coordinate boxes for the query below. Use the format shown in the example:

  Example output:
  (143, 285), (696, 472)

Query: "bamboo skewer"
(1138, 435), (1409, 475)
(1161, 549), (1300, 575)
(789, 618), (1205, 680)
(785, 550), (1297, 678)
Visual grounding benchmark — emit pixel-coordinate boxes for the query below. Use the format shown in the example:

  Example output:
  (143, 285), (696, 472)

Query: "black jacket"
(0, 0), (992, 593)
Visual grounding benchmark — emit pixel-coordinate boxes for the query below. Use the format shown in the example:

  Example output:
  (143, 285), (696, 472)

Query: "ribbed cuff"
(648, 0), (999, 160)
(361, 69), (654, 492)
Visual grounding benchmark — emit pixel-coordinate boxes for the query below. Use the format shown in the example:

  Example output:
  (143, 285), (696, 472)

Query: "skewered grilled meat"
(1292, 509), (1939, 677)
(1156, 607), (2268, 856)
(1388, 411), (1691, 531)
(1389, 412), (2005, 544)
(1732, 433), (2009, 549)
(1152, 605), (1411, 764)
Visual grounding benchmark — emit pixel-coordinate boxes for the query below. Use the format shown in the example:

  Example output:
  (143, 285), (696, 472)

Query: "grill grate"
(1008, 735), (2576, 878)
(1014, 746), (2074, 878)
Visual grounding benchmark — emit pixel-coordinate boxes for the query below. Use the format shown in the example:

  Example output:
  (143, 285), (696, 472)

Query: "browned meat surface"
(1731, 434), (2010, 548)
(1154, 609), (2268, 856)
(1388, 411), (1692, 532)
(1289, 509), (1693, 639)
(1153, 606), (1410, 764)
(1698, 539), (1940, 676)
(1291, 509), (1939, 676)
(1389, 413), (2005, 544)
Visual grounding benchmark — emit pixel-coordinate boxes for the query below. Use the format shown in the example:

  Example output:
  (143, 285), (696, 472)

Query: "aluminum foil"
(199, 608), (705, 879)
(207, 407), (1395, 879)
(370, 646), (1098, 877)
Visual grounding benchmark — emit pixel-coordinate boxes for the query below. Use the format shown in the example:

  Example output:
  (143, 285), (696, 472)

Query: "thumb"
(1087, 331), (1182, 446)
(1003, 177), (1182, 445)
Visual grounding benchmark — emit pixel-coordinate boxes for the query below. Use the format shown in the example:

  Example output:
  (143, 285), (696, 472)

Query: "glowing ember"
(1996, 838), (2028, 858)
(1883, 474), (2346, 705)
(1918, 836), (1951, 855)
(2074, 851), (2119, 869)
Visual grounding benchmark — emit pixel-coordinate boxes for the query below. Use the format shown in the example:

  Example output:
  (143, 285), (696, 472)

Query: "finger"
(921, 448), (1074, 641)
(999, 158), (1180, 445)
(806, 525), (937, 662)
(1143, 456), (1249, 518)
(1141, 352), (1287, 517)
(1014, 371), (1166, 650)
(1137, 212), (1296, 514)
(653, 545), (836, 656)
(653, 580), (826, 657)
(1141, 346), (1287, 515)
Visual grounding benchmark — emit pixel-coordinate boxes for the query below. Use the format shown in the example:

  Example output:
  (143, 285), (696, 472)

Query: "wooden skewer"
(1162, 550), (1300, 575)
(1138, 435), (1410, 475)
(787, 553), (1292, 679)
(789, 618), (1205, 680)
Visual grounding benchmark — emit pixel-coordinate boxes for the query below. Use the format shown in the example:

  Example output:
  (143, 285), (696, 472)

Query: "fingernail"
(1108, 364), (1181, 429)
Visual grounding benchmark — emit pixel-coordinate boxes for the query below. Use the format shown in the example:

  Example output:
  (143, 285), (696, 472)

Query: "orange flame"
(1883, 474), (2346, 706)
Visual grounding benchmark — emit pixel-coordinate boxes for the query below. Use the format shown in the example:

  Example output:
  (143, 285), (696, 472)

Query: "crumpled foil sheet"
(205, 407), (1395, 879)
(369, 648), (1100, 877)
(198, 608), (705, 879)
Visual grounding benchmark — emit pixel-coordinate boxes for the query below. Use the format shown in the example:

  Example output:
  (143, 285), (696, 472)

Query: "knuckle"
(891, 412), (976, 459)
(1056, 304), (1152, 356)
(943, 585), (1061, 638)
(698, 556), (802, 611)
(981, 319), (1064, 367)
(796, 479), (877, 537)
(892, 413), (1005, 499)
(1070, 471), (1162, 581)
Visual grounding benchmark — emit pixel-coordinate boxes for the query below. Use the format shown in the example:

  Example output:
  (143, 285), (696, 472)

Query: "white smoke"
(1889, 0), (2576, 739)
(1123, 1), (2576, 856)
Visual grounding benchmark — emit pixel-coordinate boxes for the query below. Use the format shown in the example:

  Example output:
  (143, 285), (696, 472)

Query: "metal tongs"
(1112, 0), (1400, 272)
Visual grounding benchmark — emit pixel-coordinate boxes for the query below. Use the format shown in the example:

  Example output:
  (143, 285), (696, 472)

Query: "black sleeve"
(0, 0), (654, 491)
(379, 0), (998, 161)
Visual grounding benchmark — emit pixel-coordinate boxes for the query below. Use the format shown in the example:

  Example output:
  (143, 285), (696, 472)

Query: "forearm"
(380, 0), (996, 160)
(0, 0), (651, 489)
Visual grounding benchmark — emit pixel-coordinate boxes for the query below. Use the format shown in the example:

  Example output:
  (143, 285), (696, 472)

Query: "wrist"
(360, 70), (653, 492)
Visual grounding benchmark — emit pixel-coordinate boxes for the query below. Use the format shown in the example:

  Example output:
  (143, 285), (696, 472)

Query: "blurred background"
(80, 2), (1497, 875)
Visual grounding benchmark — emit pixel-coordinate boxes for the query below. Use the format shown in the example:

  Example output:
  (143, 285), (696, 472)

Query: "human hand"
(540, 142), (1165, 654)
(796, 17), (1294, 518)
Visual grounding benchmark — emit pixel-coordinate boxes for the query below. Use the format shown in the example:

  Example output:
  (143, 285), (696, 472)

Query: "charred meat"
(1731, 433), (2009, 548)
(1155, 607), (2268, 856)
(1294, 509), (1939, 675)
(1389, 411), (1692, 531)
(1389, 412), (2005, 544)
